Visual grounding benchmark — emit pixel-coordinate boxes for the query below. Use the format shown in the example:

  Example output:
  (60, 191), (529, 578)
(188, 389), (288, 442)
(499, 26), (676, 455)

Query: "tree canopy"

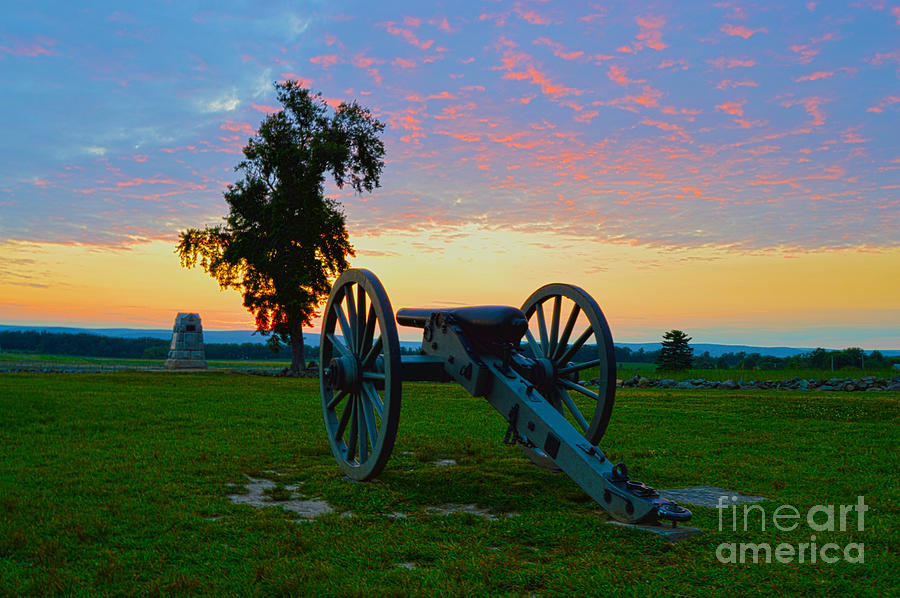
(656, 329), (694, 371)
(176, 81), (385, 374)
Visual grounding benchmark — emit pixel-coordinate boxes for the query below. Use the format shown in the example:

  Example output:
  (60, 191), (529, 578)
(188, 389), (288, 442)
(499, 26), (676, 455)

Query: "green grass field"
(1, 373), (897, 596)
(0, 352), (291, 371)
(611, 365), (899, 382)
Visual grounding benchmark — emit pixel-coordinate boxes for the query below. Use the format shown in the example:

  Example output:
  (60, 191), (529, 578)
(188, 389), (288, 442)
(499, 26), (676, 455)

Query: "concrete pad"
(607, 520), (704, 543)
(660, 486), (767, 508)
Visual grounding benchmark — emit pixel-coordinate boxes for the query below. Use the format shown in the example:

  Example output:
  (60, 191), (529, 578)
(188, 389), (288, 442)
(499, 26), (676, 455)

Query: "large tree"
(656, 329), (694, 371)
(176, 81), (385, 375)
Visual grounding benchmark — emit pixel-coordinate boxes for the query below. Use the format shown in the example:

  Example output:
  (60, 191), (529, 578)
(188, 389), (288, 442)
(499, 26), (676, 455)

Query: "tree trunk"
(289, 320), (305, 376)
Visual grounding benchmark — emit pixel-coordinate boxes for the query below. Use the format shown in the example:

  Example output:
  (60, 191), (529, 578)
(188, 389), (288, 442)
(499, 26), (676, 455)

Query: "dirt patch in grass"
(226, 476), (334, 519)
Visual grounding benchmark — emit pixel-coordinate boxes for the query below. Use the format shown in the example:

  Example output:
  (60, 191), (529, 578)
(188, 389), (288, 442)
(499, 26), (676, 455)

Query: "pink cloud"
(866, 95), (900, 113)
(433, 102), (476, 120)
(597, 86), (664, 112)
(115, 177), (205, 190)
(351, 54), (384, 69)
(636, 15), (667, 49)
(716, 100), (746, 116)
(534, 38), (584, 61)
(516, 8), (553, 25)
(380, 22), (434, 50)
(279, 74), (314, 87)
(720, 24), (767, 38)
(607, 65), (643, 85)
(310, 54), (340, 67)
(220, 121), (255, 135)
(866, 50), (900, 68)
(574, 110), (599, 123)
(504, 66), (579, 97)
(658, 58), (689, 70)
(716, 3), (747, 20)
(392, 57), (416, 69)
(715, 79), (758, 89)
(788, 44), (819, 64)
(431, 16), (453, 32)
(893, 6), (900, 25)
(494, 38), (581, 98)
(435, 130), (482, 143)
(251, 103), (281, 114)
(796, 70), (834, 82)
(842, 130), (868, 144)
(707, 57), (756, 69)
(795, 67), (855, 82)
(0, 36), (56, 57)
(781, 97), (827, 126)
(641, 118), (683, 132)
(579, 13), (605, 24)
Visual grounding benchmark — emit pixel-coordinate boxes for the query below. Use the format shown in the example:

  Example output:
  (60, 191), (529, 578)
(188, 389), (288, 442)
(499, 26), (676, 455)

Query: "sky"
(1, 1), (898, 349)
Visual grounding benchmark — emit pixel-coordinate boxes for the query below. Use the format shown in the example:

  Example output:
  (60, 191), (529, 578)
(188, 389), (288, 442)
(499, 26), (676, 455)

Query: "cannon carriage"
(318, 268), (691, 525)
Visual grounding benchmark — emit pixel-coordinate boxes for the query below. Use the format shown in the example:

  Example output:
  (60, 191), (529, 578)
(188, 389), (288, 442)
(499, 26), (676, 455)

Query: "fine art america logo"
(716, 496), (867, 564)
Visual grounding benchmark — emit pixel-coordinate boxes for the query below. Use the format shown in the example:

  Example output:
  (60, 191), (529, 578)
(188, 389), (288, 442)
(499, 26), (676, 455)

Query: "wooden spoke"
(557, 326), (594, 366)
(548, 295), (561, 358)
(328, 333), (355, 361)
(346, 398), (358, 461)
(334, 396), (354, 441)
(345, 286), (358, 352)
(553, 304), (581, 362)
(332, 301), (353, 346)
(357, 401), (368, 463)
(557, 358), (606, 376)
(360, 397), (378, 452)
(557, 388), (590, 433)
(536, 301), (550, 354)
(559, 378), (601, 402)
(356, 284), (367, 353)
(326, 389), (349, 410)
(524, 329), (542, 358)
(362, 371), (385, 381)
(360, 303), (376, 356)
(361, 335), (382, 369)
(362, 383), (384, 419)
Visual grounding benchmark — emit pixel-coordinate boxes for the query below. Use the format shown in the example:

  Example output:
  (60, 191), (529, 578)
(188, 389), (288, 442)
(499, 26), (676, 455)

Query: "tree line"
(0, 330), (316, 361)
(2, 329), (895, 370)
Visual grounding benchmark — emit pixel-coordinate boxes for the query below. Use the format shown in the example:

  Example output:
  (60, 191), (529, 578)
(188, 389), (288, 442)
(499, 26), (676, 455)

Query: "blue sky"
(1, 1), (898, 348)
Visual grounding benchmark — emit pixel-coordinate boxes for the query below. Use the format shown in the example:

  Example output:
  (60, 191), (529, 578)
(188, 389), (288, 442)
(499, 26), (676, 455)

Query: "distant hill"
(2, 324), (897, 357)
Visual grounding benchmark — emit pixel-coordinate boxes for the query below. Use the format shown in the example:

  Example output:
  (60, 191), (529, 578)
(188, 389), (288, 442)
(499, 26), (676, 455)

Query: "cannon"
(318, 268), (692, 525)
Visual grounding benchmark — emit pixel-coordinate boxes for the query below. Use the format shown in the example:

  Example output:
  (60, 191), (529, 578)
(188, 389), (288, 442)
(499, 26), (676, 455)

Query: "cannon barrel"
(395, 307), (432, 328)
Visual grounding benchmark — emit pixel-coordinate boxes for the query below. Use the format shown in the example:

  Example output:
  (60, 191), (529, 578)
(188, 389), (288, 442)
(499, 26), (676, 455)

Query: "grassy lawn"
(0, 352), (291, 371)
(1, 373), (897, 596)
(613, 366), (900, 383)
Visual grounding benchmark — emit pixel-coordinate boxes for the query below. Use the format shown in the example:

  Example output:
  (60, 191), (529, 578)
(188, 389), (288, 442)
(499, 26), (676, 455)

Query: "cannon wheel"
(320, 269), (402, 481)
(520, 284), (616, 469)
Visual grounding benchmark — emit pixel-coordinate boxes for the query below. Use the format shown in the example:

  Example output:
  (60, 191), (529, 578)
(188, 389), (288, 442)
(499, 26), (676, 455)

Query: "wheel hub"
(327, 355), (360, 392)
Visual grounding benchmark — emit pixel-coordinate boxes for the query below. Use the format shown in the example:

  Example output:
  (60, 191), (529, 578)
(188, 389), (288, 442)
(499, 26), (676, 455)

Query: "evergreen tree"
(656, 329), (693, 370)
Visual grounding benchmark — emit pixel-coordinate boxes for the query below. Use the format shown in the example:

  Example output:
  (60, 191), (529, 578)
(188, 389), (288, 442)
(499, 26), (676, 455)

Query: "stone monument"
(165, 312), (208, 369)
